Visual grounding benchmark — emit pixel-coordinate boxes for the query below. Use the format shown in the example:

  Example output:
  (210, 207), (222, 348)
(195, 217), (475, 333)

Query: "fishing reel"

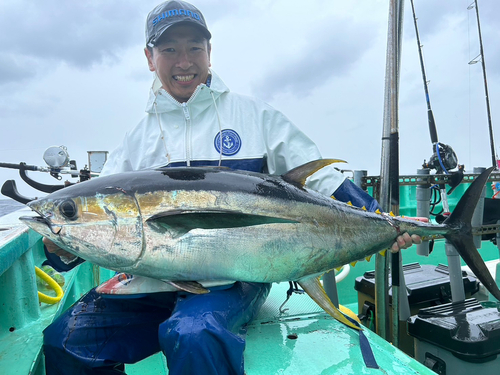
(423, 142), (458, 174)
(423, 142), (464, 222)
(423, 142), (464, 194)
(43, 146), (79, 180)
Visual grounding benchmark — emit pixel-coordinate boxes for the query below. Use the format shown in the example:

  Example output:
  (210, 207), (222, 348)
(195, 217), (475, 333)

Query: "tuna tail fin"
(443, 166), (500, 301)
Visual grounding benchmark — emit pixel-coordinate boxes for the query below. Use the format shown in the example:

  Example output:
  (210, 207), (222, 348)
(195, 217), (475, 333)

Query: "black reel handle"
(1, 180), (36, 204)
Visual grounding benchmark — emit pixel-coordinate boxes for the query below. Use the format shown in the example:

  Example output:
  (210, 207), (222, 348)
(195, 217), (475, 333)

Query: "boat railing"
(0, 210), (114, 374)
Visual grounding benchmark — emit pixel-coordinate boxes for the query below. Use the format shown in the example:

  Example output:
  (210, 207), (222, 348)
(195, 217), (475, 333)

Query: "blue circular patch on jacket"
(214, 129), (242, 156)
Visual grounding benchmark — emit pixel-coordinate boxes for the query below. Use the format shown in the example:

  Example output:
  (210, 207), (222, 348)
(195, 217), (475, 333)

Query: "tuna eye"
(59, 200), (77, 220)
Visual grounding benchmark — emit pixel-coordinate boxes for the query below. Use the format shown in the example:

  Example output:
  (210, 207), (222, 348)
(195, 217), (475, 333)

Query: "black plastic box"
(355, 263), (479, 355)
(408, 299), (500, 373)
(355, 263), (478, 314)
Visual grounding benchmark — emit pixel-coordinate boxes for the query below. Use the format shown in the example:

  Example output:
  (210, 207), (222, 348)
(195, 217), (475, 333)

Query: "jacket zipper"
(182, 102), (191, 166)
(157, 84), (208, 167)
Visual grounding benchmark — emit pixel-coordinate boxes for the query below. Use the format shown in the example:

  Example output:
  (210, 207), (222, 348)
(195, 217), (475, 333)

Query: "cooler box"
(355, 263), (479, 354)
(408, 299), (500, 374)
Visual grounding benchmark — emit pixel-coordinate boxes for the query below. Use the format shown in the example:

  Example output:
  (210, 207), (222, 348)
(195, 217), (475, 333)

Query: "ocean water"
(0, 199), (24, 217)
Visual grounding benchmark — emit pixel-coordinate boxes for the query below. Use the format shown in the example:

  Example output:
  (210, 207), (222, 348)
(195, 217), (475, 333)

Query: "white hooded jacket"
(101, 71), (346, 196)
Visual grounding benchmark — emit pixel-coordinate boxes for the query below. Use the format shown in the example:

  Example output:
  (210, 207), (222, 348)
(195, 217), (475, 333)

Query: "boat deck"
(124, 282), (435, 374)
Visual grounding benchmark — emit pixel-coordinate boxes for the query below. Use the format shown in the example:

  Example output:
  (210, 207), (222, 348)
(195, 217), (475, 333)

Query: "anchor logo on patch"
(214, 129), (242, 156)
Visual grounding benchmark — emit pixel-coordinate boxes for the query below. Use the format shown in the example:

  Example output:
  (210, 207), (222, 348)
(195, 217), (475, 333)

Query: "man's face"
(145, 24), (211, 103)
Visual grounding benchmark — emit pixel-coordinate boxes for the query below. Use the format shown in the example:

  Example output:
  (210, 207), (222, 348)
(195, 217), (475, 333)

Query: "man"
(43, 1), (420, 374)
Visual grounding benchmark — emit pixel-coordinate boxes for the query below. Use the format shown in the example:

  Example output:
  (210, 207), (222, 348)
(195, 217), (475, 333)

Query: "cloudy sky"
(0, 0), (499, 199)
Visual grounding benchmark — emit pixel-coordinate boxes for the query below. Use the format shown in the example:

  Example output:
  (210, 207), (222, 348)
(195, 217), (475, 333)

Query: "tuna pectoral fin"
(298, 276), (361, 331)
(148, 210), (297, 238)
(164, 280), (210, 294)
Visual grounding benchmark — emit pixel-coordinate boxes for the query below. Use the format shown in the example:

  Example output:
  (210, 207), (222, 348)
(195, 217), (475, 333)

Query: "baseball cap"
(146, 1), (211, 47)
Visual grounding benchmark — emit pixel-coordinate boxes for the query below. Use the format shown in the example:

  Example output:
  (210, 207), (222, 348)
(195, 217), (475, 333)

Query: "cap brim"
(148, 21), (211, 46)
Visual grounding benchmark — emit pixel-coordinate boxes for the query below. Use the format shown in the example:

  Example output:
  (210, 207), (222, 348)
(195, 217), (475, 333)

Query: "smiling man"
(42, 1), (420, 374)
(146, 24), (211, 103)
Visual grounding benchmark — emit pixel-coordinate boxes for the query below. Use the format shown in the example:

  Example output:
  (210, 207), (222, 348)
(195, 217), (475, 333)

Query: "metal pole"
(495, 220), (500, 302)
(354, 170), (368, 191)
(472, 167), (487, 248)
(416, 168), (431, 256)
(445, 241), (466, 302)
(323, 271), (339, 308)
(377, 0), (404, 343)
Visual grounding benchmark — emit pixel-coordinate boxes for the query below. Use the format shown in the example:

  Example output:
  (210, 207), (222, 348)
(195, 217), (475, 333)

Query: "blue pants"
(43, 282), (271, 375)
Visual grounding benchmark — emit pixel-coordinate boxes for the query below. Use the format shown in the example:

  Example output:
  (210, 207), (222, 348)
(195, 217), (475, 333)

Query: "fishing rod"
(0, 163), (90, 204)
(410, 0), (464, 221)
(0, 146), (96, 204)
(0, 146), (85, 182)
(410, 1), (482, 305)
(409, 0), (436, 145)
(468, 0), (498, 169)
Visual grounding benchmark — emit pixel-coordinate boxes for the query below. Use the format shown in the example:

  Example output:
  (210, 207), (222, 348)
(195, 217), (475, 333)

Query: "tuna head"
(20, 184), (144, 271)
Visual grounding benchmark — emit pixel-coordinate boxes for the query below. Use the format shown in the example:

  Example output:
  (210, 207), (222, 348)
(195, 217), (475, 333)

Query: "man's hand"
(391, 233), (422, 253)
(390, 217), (428, 253)
(43, 237), (76, 260)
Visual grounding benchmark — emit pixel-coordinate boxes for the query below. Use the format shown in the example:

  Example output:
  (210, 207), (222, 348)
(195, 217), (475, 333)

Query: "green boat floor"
(127, 282), (435, 375)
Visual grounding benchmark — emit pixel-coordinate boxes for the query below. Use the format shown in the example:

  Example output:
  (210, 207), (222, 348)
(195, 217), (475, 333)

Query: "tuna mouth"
(173, 74), (195, 82)
(19, 215), (62, 235)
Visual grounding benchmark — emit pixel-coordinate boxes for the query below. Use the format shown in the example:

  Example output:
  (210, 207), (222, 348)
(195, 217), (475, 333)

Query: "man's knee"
(160, 312), (240, 348)
(159, 313), (245, 374)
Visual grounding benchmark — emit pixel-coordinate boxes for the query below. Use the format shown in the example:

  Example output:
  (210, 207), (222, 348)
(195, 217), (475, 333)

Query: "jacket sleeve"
(42, 246), (86, 272)
(259, 103), (346, 196)
(332, 179), (381, 212)
(99, 132), (135, 177)
(258, 102), (380, 211)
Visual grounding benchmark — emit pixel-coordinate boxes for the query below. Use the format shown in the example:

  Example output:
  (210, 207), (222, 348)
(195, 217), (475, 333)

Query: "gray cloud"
(0, 85), (59, 118)
(250, 18), (376, 101)
(406, 1), (463, 38)
(0, 1), (145, 82)
(0, 0), (252, 90)
(0, 54), (38, 84)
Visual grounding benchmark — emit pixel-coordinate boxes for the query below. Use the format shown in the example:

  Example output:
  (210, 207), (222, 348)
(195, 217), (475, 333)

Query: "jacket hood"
(145, 70), (229, 114)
